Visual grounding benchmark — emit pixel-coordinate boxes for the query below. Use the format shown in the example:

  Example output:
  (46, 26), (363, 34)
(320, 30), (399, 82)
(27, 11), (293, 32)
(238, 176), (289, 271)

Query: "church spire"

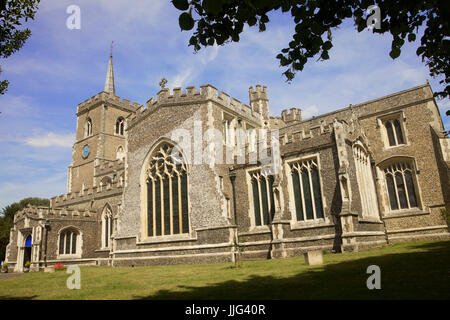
(104, 41), (116, 95)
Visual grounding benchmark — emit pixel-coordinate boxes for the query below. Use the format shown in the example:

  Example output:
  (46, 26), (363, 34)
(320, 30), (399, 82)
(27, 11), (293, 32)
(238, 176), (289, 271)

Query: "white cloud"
(25, 132), (75, 148)
(172, 67), (193, 88)
(301, 105), (320, 119)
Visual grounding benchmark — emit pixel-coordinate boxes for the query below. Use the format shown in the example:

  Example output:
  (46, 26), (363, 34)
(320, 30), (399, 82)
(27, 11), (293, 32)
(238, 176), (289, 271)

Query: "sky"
(0, 0), (448, 210)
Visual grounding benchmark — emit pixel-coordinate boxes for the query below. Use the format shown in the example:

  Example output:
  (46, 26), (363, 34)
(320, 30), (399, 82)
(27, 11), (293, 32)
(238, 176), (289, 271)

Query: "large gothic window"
(145, 143), (189, 237)
(383, 161), (419, 211)
(289, 158), (324, 221)
(353, 144), (379, 218)
(249, 170), (275, 226)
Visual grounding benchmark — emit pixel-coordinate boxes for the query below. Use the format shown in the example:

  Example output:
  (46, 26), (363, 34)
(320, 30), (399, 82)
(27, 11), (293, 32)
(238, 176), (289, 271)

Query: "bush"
(24, 261), (30, 268)
(1, 263), (7, 269)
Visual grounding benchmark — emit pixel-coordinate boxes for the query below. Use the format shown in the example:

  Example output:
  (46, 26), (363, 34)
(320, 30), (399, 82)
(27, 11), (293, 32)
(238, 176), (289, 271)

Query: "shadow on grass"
(0, 295), (37, 300)
(134, 241), (450, 300)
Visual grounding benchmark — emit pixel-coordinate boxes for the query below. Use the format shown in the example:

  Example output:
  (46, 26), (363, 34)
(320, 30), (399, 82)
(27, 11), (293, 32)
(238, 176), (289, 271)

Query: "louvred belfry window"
(290, 158), (324, 221)
(146, 143), (189, 237)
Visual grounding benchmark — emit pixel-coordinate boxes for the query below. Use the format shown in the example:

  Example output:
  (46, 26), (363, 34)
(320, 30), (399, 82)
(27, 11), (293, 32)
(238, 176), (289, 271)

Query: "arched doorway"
(23, 235), (32, 267)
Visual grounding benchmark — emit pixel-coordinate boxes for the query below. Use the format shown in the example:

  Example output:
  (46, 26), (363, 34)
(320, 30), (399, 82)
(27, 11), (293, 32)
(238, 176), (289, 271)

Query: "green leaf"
(203, 0), (222, 15)
(322, 41), (333, 51)
(179, 12), (195, 30)
(172, 0), (189, 11)
(321, 50), (329, 60)
(389, 47), (401, 59)
(408, 33), (416, 42)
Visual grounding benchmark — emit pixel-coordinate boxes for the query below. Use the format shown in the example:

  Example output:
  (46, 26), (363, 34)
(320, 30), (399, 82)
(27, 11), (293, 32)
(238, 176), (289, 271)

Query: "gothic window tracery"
(250, 170), (275, 226)
(383, 161), (418, 211)
(289, 158), (324, 221)
(145, 143), (189, 237)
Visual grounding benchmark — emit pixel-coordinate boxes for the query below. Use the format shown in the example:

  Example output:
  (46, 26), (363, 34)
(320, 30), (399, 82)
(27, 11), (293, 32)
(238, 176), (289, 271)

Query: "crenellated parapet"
(76, 91), (143, 115)
(51, 180), (124, 208)
(129, 84), (265, 128)
(281, 108), (302, 124)
(279, 116), (332, 144)
(94, 158), (125, 176)
(14, 205), (97, 222)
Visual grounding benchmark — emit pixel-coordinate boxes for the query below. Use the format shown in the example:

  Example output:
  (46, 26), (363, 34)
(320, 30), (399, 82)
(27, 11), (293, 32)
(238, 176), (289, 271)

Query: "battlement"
(129, 84), (265, 128)
(51, 179), (124, 208)
(94, 158), (125, 176)
(280, 117), (332, 144)
(281, 108), (302, 124)
(14, 205), (97, 222)
(77, 91), (143, 114)
(249, 85), (268, 101)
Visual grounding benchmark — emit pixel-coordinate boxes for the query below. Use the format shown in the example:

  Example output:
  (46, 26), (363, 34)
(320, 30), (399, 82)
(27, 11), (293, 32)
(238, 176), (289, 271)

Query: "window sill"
(359, 216), (383, 224)
(382, 208), (429, 219)
(242, 225), (271, 235)
(57, 254), (81, 260)
(137, 233), (196, 245)
(290, 218), (333, 230)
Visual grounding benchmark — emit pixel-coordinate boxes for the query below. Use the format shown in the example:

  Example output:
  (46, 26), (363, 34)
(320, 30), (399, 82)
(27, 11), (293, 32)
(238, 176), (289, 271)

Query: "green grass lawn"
(1, 240), (449, 300)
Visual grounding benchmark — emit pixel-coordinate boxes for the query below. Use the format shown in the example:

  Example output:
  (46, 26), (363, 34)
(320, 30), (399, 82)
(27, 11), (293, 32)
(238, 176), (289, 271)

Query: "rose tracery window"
(145, 143), (189, 237)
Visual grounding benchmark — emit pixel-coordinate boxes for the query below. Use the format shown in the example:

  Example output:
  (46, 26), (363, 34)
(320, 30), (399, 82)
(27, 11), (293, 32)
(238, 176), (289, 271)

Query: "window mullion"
(299, 168), (306, 220)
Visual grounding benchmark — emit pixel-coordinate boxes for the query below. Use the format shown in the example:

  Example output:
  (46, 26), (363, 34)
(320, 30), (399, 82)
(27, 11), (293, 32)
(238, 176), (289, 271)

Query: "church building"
(5, 51), (450, 272)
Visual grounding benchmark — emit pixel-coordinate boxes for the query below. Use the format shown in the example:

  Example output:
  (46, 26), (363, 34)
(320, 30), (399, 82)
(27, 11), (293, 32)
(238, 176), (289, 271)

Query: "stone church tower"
(67, 48), (137, 193)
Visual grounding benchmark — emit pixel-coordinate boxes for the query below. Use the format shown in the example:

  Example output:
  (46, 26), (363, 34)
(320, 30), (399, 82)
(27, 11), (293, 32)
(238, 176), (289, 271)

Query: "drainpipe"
(229, 169), (239, 260)
(371, 158), (389, 244)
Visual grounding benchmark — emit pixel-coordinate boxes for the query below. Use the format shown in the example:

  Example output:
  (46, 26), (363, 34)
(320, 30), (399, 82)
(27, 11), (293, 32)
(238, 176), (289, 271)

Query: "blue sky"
(0, 0), (448, 209)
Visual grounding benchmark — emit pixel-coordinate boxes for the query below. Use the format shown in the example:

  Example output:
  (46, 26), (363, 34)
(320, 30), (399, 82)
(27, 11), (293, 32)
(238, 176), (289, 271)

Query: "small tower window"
(85, 118), (93, 137)
(116, 117), (125, 135)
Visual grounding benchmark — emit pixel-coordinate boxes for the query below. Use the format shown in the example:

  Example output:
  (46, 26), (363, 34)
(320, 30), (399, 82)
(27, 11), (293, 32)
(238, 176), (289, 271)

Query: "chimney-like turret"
(249, 85), (269, 120)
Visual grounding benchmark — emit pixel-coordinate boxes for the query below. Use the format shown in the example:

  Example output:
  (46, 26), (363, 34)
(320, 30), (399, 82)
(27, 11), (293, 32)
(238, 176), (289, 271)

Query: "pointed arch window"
(115, 117), (125, 135)
(383, 161), (419, 211)
(250, 170), (275, 226)
(289, 158), (324, 221)
(353, 143), (379, 218)
(145, 143), (189, 237)
(102, 207), (113, 248)
(85, 118), (93, 137)
(384, 118), (405, 147)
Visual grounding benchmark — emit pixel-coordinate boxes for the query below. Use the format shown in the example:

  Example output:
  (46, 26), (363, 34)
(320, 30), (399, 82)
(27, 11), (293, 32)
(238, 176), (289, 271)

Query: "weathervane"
(159, 77), (168, 89)
(110, 40), (114, 58)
